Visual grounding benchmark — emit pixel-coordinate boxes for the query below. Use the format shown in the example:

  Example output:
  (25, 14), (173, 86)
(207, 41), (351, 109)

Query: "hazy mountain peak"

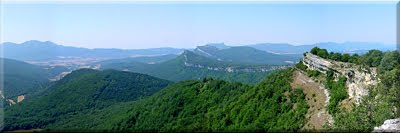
(205, 43), (230, 49)
(22, 40), (57, 45)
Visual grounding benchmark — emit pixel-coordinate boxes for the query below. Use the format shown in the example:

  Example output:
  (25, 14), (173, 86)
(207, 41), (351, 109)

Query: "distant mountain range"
(1, 40), (185, 61)
(193, 44), (300, 65)
(248, 42), (395, 54)
(3, 45), (399, 131)
(1, 40), (395, 67)
(2, 40), (394, 61)
(94, 50), (286, 84)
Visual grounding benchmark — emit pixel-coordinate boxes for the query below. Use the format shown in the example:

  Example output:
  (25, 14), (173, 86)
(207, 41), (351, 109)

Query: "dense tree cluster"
(310, 47), (359, 64)
(4, 69), (309, 131)
(3, 69), (172, 130)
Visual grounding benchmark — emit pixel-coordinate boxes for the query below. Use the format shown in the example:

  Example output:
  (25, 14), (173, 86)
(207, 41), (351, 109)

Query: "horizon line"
(0, 40), (396, 50)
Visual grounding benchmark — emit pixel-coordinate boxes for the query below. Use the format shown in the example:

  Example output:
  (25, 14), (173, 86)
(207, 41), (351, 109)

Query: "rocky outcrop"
(302, 53), (378, 104)
(373, 118), (400, 132)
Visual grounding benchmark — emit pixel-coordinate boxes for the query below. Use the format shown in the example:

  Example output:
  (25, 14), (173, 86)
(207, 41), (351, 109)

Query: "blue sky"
(1, 2), (397, 49)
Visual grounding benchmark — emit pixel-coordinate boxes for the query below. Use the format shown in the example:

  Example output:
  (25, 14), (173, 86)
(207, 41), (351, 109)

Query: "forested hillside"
(96, 50), (279, 84)
(194, 45), (299, 65)
(3, 48), (399, 132)
(3, 69), (172, 130)
(94, 69), (309, 131)
(0, 58), (50, 99)
(3, 69), (309, 131)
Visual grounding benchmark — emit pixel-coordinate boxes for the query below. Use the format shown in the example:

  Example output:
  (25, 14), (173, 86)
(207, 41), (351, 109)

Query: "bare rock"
(374, 118), (400, 132)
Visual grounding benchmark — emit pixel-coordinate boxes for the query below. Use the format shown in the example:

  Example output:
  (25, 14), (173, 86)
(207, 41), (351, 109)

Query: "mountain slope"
(88, 69), (309, 131)
(4, 48), (398, 131)
(194, 45), (298, 65)
(293, 48), (400, 131)
(96, 50), (283, 84)
(0, 58), (50, 99)
(112, 54), (178, 64)
(3, 69), (172, 130)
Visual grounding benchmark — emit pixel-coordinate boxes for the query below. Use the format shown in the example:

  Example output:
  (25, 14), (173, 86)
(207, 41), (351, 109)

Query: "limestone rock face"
(374, 118), (400, 132)
(302, 53), (378, 104)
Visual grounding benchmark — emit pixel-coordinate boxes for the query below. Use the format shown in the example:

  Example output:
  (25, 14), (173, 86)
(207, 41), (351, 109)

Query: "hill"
(193, 45), (298, 65)
(96, 50), (287, 84)
(3, 69), (172, 130)
(3, 48), (399, 131)
(0, 58), (50, 99)
(4, 69), (310, 131)
(92, 69), (309, 131)
(0, 58), (74, 102)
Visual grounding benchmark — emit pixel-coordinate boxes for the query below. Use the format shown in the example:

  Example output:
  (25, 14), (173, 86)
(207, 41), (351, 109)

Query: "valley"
(0, 41), (399, 132)
(2, 2), (398, 132)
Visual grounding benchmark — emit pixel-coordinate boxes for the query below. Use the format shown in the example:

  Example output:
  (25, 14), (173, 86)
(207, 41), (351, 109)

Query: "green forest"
(98, 50), (273, 84)
(3, 69), (309, 131)
(3, 69), (172, 130)
(2, 47), (399, 132)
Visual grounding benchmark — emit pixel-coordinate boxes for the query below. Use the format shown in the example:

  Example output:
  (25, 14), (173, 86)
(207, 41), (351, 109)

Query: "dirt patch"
(17, 95), (25, 103)
(291, 70), (332, 130)
(339, 98), (354, 112)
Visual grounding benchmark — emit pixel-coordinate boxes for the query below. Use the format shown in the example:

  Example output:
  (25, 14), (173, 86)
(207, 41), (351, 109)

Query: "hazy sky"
(1, 2), (397, 49)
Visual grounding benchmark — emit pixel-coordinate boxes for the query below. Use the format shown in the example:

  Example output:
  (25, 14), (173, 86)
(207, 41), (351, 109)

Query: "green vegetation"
(325, 70), (348, 114)
(310, 47), (360, 64)
(1, 58), (50, 99)
(98, 69), (308, 131)
(98, 50), (274, 84)
(0, 58), (73, 100)
(330, 51), (400, 131)
(307, 70), (321, 78)
(4, 47), (399, 131)
(295, 58), (346, 115)
(204, 46), (298, 65)
(295, 61), (308, 71)
(309, 47), (392, 68)
(4, 69), (309, 131)
(3, 69), (172, 130)
(308, 47), (399, 131)
(295, 61), (321, 78)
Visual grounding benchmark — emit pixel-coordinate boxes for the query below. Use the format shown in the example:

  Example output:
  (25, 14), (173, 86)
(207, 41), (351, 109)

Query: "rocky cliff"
(302, 52), (378, 104)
